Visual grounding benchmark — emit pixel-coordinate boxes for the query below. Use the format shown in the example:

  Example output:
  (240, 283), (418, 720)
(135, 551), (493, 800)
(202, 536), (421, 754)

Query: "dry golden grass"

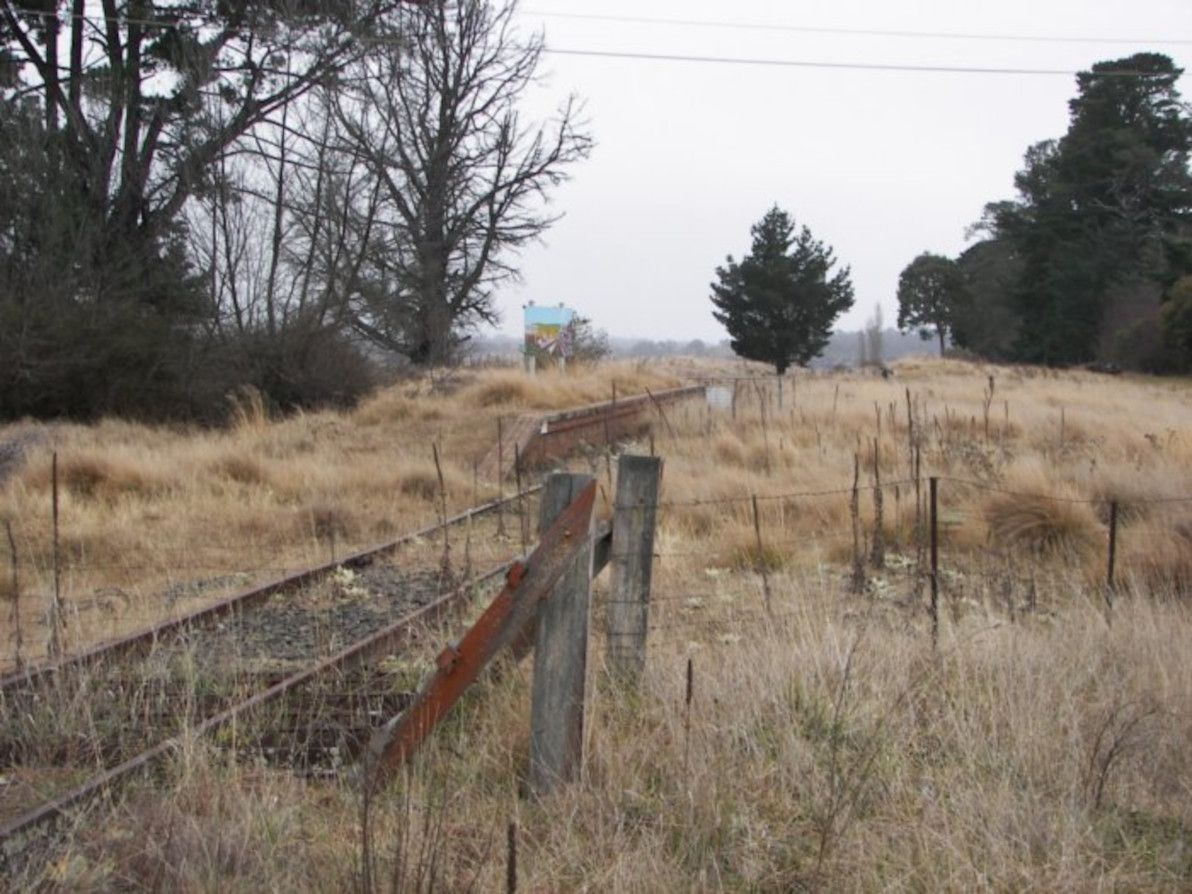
(0, 361), (679, 668)
(32, 580), (1192, 891)
(6, 355), (1192, 891)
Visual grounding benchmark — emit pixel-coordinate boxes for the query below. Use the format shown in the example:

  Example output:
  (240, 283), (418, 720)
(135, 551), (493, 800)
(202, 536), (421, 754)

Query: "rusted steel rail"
(480, 384), (705, 480)
(0, 485), (542, 695)
(528, 384), (704, 456)
(0, 560), (514, 853)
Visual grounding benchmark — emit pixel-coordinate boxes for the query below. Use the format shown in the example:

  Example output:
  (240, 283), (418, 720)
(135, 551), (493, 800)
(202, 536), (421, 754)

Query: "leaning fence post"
(606, 454), (663, 681)
(529, 472), (596, 795)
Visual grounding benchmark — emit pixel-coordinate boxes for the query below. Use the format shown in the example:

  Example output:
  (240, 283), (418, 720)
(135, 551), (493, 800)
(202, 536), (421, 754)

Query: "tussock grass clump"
(353, 392), (418, 426)
(26, 451), (173, 501)
(983, 491), (1100, 557)
(227, 384), (271, 430)
(398, 467), (445, 502)
(713, 432), (747, 466)
(726, 541), (789, 572)
(1119, 525), (1192, 590)
(464, 371), (538, 408)
(306, 503), (355, 541)
(209, 453), (273, 487)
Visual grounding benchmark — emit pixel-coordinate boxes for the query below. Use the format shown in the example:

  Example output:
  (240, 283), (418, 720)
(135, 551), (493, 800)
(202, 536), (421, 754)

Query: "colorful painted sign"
(524, 304), (576, 359)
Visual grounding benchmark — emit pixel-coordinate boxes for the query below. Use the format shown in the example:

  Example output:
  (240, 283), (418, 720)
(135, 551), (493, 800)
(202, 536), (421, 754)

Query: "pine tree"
(980, 53), (1192, 365)
(710, 207), (854, 374)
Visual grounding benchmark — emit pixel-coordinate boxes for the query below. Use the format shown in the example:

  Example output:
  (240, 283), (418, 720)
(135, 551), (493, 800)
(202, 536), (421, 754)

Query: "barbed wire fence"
(7, 461), (1191, 668)
(6, 368), (1192, 670)
(586, 468), (1192, 658)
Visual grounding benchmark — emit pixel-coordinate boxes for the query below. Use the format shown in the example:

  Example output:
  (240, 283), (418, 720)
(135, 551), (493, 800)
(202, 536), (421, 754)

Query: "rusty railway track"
(0, 485), (541, 696)
(0, 386), (688, 864)
(0, 488), (543, 861)
(0, 557), (520, 860)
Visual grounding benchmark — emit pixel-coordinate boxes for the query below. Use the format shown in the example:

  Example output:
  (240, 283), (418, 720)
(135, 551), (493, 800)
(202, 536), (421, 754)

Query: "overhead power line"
(1, 4), (1180, 79)
(540, 47), (1156, 78)
(522, 9), (1192, 48)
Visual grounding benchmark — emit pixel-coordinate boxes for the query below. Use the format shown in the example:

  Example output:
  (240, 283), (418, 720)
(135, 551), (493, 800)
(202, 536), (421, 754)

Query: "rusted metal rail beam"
(485, 385), (704, 477)
(0, 560), (514, 852)
(538, 403), (643, 436)
(0, 486), (542, 695)
(537, 385), (703, 438)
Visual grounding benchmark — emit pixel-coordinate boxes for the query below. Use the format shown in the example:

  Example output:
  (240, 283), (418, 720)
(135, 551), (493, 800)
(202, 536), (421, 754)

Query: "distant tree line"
(0, 0), (589, 421)
(897, 53), (1192, 372)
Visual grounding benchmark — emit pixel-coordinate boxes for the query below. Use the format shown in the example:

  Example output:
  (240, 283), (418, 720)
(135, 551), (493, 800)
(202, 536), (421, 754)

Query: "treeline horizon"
(467, 326), (934, 369)
(896, 53), (1192, 374)
(2, 6), (1189, 427)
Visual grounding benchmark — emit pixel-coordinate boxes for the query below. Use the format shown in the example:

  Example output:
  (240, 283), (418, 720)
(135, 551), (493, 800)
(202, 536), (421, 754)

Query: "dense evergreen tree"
(979, 53), (1192, 366)
(952, 239), (1022, 361)
(1161, 275), (1192, 370)
(710, 206), (854, 374)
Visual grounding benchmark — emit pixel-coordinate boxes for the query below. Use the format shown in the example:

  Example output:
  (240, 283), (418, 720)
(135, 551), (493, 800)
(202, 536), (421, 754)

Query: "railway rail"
(0, 382), (685, 868)
(0, 486), (541, 695)
(0, 488), (541, 864)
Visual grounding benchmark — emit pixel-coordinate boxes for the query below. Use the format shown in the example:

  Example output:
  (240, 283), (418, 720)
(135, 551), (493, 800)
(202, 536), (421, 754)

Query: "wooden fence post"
(496, 417), (507, 537)
(1106, 505), (1115, 596)
(506, 820), (518, 894)
(49, 451), (62, 658)
(751, 495), (773, 615)
(529, 473), (596, 795)
(850, 454), (865, 594)
(606, 455), (663, 681)
(870, 438), (885, 569)
(929, 476), (939, 649)
(366, 482), (597, 788)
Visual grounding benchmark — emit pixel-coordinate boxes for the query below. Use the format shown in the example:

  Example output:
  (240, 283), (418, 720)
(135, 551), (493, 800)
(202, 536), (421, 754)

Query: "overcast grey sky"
(487, 0), (1192, 342)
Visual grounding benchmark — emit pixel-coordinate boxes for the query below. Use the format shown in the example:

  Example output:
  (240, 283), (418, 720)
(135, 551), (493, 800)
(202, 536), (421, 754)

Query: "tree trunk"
(938, 328), (946, 356)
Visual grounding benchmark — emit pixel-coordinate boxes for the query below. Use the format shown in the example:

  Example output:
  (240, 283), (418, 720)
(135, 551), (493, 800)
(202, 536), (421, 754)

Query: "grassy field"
(5, 357), (1192, 891)
(0, 362), (680, 668)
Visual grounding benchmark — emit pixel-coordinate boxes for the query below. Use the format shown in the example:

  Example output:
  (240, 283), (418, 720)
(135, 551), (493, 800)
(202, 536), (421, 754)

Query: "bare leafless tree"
(0, 0), (403, 417)
(0, 0), (395, 260)
(334, 0), (592, 365)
